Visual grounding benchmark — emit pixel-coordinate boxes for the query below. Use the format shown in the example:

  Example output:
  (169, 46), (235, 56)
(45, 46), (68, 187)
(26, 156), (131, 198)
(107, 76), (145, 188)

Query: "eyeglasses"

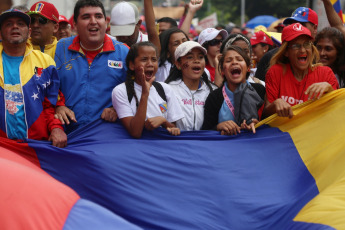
(30, 16), (48, 25)
(288, 42), (313, 50)
(207, 39), (223, 46)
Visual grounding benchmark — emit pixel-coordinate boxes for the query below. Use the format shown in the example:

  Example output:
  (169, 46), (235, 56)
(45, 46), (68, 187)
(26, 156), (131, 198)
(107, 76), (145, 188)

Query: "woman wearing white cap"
(165, 41), (217, 131)
(198, 28), (228, 85)
(264, 23), (339, 118)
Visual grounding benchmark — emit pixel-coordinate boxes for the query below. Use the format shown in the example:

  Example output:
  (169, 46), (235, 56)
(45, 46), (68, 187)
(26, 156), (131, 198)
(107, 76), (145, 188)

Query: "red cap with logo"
(282, 23), (313, 42)
(28, 1), (59, 23)
(59, 15), (70, 24)
(250, 31), (274, 46)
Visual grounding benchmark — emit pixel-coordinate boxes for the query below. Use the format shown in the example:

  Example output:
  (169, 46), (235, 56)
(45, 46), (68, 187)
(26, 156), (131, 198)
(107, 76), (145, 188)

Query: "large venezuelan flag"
(1, 89), (345, 229)
(331, 0), (344, 22)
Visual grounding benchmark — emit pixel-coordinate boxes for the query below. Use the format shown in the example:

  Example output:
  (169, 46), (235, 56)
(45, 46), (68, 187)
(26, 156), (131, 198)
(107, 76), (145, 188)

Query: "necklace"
(80, 42), (104, 51)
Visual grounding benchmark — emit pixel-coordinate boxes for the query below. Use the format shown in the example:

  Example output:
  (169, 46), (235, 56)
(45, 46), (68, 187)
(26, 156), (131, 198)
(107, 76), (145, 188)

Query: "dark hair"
(220, 33), (252, 55)
(157, 17), (178, 27)
(159, 27), (189, 67)
(74, 0), (106, 23)
(125, 42), (158, 105)
(225, 25), (241, 34)
(218, 45), (251, 80)
(314, 27), (345, 83)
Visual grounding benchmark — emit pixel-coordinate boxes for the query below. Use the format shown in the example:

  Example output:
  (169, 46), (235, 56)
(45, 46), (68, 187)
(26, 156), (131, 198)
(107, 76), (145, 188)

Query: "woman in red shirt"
(264, 23), (339, 118)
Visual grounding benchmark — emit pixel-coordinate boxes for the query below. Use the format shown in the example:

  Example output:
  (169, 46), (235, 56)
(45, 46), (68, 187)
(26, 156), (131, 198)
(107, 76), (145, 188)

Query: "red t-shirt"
(266, 64), (339, 106)
(81, 48), (102, 65)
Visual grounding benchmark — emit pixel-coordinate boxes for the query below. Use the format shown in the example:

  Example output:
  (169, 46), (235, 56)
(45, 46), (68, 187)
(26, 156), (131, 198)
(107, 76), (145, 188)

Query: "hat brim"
(250, 40), (261, 46)
(175, 44), (207, 61)
(283, 17), (309, 25)
(0, 11), (30, 27)
(284, 33), (313, 42)
(110, 24), (136, 37)
(218, 29), (228, 40)
(27, 11), (58, 23)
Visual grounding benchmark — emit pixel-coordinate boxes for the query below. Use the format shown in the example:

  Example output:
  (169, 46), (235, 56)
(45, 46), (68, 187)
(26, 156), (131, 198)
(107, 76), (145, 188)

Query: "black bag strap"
(126, 82), (135, 104)
(152, 81), (167, 102)
(126, 81), (167, 106)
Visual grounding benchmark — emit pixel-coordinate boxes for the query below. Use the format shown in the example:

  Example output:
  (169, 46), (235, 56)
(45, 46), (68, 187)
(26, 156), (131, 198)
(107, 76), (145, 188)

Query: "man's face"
(75, 6), (106, 48)
(30, 14), (58, 46)
(56, 22), (71, 40)
(301, 22), (317, 39)
(1, 17), (30, 45)
(116, 23), (140, 48)
(158, 22), (172, 34)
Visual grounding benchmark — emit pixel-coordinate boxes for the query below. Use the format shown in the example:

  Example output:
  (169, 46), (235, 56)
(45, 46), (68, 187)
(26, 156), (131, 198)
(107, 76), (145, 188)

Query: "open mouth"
(230, 68), (242, 77)
(145, 71), (154, 80)
(298, 55), (308, 64)
(89, 28), (99, 33)
(192, 66), (201, 74)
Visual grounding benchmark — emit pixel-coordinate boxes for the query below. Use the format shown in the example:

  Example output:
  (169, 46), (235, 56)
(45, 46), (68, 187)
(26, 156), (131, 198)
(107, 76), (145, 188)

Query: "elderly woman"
(315, 27), (345, 88)
(264, 23), (339, 118)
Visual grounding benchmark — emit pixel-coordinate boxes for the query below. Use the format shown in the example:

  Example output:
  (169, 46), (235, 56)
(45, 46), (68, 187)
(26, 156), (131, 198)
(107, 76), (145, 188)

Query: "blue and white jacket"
(55, 35), (129, 133)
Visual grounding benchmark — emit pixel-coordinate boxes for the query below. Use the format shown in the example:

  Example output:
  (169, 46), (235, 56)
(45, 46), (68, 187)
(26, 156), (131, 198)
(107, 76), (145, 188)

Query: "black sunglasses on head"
(30, 16), (48, 25)
(206, 39), (223, 46)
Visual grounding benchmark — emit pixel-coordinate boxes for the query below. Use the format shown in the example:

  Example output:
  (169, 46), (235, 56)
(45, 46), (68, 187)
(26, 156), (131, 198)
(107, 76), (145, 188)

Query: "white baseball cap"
(198, 28), (228, 46)
(174, 41), (207, 61)
(110, 1), (139, 37)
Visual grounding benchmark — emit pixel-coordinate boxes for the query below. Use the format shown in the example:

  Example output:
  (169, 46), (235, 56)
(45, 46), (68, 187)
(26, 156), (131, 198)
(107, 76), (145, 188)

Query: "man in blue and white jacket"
(54, 0), (129, 134)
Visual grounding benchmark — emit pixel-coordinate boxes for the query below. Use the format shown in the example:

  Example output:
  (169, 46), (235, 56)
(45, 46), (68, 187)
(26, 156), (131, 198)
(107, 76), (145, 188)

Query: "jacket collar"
(68, 34), (115, 53)
(170, 79), (207, 91)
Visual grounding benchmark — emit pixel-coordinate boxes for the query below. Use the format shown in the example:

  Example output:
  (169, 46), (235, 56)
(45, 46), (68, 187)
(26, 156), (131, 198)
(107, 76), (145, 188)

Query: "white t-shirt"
(112, 82), (184, 123)
(168, 79), (217, 131)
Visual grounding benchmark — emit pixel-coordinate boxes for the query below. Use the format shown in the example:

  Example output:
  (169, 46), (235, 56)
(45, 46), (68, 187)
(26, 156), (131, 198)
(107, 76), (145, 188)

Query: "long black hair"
(159, 27), (189, 67)
(125, 42), (158, 105)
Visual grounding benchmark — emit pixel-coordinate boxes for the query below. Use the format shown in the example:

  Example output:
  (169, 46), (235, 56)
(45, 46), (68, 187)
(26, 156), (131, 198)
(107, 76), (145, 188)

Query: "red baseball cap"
(28, 1), (59, 23)
(250, 31), (274, 46)
(281, 23), (313, 42)
(59, 15), (69, 24)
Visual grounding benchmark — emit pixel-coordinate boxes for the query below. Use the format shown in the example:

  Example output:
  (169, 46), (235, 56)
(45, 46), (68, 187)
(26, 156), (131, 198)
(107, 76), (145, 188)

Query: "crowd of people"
(0, 0), (343, 146)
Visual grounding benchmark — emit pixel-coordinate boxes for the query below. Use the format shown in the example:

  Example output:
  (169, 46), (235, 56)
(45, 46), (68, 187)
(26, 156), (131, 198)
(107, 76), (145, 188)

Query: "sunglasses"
(206, 39), (223, 46)
(288, 42), (312, 50)
(30, 16), (48, 25)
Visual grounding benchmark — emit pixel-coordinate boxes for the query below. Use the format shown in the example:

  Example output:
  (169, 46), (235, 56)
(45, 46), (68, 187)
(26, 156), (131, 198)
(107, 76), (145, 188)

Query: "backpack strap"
(126, 81), (167, 107)
(126, 82), (134, 103)
(152, 81), (167, 102)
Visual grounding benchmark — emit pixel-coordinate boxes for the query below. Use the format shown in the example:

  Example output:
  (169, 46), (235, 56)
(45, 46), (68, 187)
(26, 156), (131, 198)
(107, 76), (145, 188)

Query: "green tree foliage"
(197, 0), (306, 26)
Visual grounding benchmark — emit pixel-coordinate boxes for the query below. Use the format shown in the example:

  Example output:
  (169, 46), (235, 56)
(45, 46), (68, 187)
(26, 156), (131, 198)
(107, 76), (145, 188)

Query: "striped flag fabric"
(1, 89), (345, 229)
